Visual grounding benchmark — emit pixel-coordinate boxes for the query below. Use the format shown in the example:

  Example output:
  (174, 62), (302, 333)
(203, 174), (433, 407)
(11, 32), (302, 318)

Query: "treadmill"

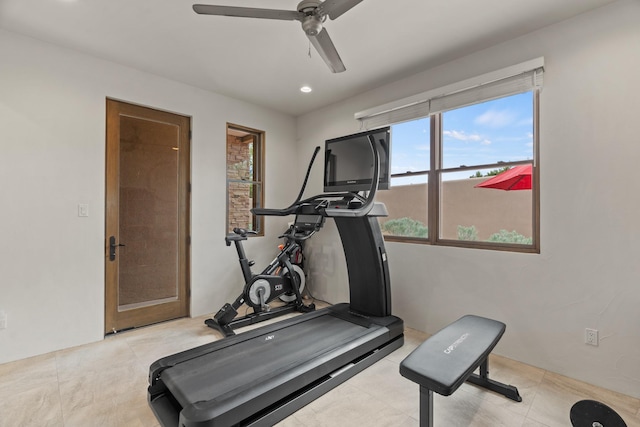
(148, 138), (404, 427)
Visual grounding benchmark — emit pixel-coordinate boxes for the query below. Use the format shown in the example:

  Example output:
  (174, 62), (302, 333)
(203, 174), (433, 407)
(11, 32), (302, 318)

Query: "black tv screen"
(324, 127), (391, 192)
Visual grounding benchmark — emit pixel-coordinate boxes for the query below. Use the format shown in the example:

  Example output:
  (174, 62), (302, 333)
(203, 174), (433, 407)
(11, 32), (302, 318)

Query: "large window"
(226, 124), (264, 235)
(367, 63), (541, 252)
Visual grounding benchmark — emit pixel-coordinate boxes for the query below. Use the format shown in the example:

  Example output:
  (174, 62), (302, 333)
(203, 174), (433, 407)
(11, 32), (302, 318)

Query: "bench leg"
(466, 358), (522, 402)
(419, 386), (434, 427)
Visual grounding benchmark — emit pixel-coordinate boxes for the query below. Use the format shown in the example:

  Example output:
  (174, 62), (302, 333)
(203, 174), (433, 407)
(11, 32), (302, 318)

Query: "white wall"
(0, 29), (297, 363)
(298, 0), (640, 398)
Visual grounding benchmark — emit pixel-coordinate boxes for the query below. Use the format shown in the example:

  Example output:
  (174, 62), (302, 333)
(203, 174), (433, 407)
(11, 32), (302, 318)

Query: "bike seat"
(225, 233), (248, 246)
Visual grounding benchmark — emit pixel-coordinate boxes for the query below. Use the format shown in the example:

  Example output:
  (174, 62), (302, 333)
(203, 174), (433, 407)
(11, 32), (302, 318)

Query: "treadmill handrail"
(252, 146), (321, 217)
(251, 136), (381, 219)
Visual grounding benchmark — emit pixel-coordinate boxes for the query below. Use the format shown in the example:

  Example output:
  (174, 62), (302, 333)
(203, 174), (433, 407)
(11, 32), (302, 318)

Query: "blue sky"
(390, 92), (533, 184)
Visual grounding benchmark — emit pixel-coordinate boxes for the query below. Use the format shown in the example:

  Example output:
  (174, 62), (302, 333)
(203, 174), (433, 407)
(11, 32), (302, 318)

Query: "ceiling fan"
(192, 0), (364, 73)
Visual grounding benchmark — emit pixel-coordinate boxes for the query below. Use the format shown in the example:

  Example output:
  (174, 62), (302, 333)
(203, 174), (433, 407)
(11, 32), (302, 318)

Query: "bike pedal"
(214, 303), (238, 324)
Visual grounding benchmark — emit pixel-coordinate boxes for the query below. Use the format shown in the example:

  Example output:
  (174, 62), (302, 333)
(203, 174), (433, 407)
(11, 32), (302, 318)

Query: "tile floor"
(1, 308), (639, 427)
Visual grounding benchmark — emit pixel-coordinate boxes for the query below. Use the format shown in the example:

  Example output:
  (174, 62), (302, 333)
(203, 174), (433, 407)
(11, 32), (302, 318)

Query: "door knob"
(109, 236), (126, 261)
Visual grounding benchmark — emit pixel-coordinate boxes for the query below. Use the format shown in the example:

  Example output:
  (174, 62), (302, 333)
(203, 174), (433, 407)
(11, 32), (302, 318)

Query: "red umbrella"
(474, 164), (532, 190)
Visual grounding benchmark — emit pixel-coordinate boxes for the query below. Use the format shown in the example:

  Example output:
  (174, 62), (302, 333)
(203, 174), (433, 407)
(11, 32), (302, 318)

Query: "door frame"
(105, 98), (191, 334)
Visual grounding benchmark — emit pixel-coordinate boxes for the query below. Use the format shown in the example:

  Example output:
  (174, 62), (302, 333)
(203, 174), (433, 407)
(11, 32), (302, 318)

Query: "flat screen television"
(323, 127), (391, 193)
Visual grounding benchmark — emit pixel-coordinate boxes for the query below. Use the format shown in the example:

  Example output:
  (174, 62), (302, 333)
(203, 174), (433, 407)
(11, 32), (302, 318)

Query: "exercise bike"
(205, 214), (324, 337)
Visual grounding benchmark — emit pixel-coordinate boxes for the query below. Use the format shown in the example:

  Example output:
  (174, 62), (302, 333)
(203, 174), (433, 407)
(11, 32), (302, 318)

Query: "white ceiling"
(0, 0), (617, 116)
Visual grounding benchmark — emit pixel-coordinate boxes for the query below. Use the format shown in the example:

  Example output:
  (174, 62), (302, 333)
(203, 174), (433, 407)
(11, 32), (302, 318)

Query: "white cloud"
(443, 130), (491, 145)
(444, 130), (481, 141)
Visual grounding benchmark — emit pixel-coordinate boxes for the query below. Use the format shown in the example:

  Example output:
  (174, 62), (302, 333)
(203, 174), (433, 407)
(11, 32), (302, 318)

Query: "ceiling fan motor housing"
(302, 15), (323, 36)
(298, 0), (324, 36)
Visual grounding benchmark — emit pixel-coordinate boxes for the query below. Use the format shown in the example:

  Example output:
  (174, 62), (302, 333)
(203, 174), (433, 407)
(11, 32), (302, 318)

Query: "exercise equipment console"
(400, 315), (521, 427)
(148, 141), (404, 426)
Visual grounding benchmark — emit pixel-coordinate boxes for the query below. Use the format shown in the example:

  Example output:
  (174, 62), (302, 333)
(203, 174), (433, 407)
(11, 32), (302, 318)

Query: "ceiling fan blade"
(318, 0), (364, 20)
(193, 5), (303, 21)
(308, 28), (346, 73)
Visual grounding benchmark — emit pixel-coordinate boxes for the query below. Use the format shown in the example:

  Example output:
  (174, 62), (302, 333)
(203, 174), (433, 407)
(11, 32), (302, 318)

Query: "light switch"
(78, 203), (89, 217)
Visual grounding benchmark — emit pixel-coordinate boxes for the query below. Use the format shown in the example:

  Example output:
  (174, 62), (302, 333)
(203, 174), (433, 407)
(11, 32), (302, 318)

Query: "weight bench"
(400, 315), (522, 427)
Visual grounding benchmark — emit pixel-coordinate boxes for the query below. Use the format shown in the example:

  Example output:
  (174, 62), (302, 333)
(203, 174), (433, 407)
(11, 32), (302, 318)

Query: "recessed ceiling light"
(300, 86), (312, 93)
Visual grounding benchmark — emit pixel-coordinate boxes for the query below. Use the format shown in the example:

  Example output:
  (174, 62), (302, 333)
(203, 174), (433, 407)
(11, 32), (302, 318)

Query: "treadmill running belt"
(163, 314), (374, 408)
(149, 305), (404, 427)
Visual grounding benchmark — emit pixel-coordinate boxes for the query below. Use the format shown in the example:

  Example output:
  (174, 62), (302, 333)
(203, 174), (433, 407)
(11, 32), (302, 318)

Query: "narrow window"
(226, 124), (264, 235)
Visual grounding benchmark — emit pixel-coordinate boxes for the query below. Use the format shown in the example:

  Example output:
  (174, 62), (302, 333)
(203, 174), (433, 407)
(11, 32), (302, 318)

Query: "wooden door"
(105, 99), (190, 334)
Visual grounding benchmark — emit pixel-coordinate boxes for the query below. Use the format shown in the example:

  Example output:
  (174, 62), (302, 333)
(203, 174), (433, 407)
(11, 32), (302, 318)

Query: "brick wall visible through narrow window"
(226, 124), (264, 235)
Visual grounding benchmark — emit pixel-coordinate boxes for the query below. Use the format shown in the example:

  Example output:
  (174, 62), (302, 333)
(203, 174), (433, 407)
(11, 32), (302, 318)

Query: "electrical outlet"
(585, 328), (598, 346)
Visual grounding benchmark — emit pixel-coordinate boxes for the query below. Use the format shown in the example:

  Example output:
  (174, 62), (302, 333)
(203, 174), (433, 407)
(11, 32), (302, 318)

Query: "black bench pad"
(400, 315), (505, 396)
